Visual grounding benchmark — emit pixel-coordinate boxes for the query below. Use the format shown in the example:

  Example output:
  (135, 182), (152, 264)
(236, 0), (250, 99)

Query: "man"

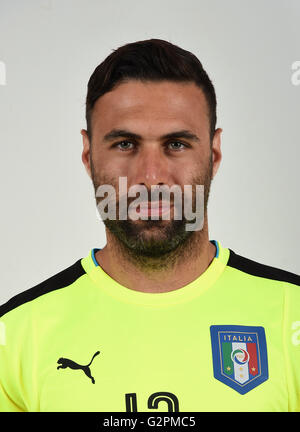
(0, 39), (299, 412)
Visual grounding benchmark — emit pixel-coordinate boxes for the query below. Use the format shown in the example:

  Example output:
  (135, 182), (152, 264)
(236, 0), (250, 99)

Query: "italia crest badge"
(210, 325), (268, 394)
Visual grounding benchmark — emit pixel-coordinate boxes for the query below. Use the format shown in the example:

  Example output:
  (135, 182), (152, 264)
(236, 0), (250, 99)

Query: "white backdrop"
(0, 0), (299, 304)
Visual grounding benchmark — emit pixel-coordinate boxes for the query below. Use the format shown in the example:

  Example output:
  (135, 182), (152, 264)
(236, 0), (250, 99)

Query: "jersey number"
(125, 392), (179, 412)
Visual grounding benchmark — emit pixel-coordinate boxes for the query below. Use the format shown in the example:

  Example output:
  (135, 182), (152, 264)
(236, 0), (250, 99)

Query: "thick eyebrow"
(103, 128), (200, 143)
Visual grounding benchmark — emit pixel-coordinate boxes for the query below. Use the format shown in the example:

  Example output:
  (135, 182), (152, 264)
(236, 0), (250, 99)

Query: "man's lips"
(139, 201), (171, 209)
(129, 201), (173, 217)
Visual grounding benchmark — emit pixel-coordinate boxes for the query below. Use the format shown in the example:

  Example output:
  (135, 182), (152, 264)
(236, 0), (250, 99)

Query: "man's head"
(85, 38), (217, 143)
(81, 39), (222, 266)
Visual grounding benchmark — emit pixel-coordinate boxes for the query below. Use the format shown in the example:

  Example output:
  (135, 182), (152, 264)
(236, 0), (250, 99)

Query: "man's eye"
(115, 141), (134, 151)
(168, 141), (187, 150)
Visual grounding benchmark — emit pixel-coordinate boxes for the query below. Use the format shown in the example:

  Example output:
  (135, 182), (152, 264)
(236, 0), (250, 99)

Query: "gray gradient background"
(0, 0), (299, 304)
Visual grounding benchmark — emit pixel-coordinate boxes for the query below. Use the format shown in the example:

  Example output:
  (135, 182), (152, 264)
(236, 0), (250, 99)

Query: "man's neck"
(94, 225), (216, 294)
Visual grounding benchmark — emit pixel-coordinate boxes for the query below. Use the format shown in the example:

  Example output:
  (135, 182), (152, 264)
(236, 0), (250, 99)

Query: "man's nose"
(128, 145), (171, 189)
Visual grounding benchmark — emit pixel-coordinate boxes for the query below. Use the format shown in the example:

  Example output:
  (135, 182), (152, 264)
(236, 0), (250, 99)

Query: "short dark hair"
(85, 38), (217, 142)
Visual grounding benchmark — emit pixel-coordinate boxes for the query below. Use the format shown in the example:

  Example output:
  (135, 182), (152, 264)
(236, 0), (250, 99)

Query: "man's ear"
(211, 128), (222, 179)
(81, 129), (92, 179)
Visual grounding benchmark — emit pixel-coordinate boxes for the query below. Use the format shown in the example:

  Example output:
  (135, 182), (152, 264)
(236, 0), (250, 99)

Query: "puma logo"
(57, 351), (100, 384)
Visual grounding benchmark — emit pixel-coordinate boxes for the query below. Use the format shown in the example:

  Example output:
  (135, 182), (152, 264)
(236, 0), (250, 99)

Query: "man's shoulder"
(227, 248), (300, 287)
(0, 258), (86, 319)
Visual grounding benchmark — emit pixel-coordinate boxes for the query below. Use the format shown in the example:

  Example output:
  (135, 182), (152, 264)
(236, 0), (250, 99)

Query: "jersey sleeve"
(284, 281), (300, 411)
(0, 308), (30, 412)
(0, 381), (24, 412)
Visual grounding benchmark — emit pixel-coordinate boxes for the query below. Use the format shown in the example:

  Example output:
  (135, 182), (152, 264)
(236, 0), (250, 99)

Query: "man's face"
(82, 80), (222, 258)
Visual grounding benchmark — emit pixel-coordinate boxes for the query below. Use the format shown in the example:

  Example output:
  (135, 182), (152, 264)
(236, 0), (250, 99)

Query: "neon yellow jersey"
(0, 240), (299, 412)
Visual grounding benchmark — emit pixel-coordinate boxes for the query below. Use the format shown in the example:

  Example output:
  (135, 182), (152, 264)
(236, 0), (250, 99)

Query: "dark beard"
(91, 157), (213, 269)
(103, 214), (193, 258)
